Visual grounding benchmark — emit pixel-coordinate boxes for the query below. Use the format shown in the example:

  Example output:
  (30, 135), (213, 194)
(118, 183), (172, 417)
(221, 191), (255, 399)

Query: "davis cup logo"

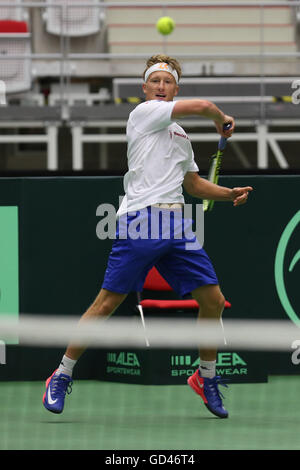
(275, 211), (300, 326)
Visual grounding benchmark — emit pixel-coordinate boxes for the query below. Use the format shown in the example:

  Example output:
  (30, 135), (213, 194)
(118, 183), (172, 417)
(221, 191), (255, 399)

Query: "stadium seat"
(0, 0), (27, 22)
(42, 0), (105, 37)
(48, 83), (110, 106)
(0, 19), (31, 93)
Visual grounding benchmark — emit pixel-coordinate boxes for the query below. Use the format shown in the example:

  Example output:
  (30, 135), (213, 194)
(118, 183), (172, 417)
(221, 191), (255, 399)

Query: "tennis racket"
(203, 123), (232, 212)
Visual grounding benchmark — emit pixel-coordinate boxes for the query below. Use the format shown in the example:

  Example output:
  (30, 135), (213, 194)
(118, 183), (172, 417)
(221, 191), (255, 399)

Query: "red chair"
(137, 266), (231, 311)
(136, 266), (231, 346)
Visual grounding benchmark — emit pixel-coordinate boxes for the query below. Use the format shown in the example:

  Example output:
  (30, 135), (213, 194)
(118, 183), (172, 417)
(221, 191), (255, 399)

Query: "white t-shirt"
(117, 100), (199, 217)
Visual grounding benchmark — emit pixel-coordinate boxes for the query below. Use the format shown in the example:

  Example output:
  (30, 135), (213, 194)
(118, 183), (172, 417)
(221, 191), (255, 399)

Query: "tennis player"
(43, 55), (253, 418)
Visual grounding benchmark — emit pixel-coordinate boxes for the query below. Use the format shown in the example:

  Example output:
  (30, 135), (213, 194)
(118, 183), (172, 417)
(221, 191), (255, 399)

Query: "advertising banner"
(0, 176), (299, 381)
(0, 206), (19, 348)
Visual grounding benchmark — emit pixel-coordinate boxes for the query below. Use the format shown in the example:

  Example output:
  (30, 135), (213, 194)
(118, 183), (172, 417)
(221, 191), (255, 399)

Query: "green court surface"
(1, 376), (299, 450)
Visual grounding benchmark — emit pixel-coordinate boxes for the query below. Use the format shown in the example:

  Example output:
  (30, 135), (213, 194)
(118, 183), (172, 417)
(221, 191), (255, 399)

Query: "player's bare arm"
(172, 100), (235, 138)
(183, 171), (253, 206)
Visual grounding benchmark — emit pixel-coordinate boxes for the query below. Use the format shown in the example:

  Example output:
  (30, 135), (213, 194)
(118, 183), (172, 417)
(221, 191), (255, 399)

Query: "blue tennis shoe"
(188, 369), (229, 419)
(43, 370), (73, 414)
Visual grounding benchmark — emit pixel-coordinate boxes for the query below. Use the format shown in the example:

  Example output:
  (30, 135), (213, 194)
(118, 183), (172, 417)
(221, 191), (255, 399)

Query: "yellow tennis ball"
(156, 16), (175, 36)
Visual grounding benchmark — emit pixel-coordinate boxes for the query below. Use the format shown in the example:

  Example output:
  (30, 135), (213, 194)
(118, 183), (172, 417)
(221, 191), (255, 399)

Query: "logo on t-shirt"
(169, 130), (189, 141)
(174, 131), (189, 140)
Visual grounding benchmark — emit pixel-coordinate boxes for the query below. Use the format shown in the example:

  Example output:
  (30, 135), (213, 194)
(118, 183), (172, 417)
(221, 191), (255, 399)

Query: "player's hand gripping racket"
(203, 123), (232, 212)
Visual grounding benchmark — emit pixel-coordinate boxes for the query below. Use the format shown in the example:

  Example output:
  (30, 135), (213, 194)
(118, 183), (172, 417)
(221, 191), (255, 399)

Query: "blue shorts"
(102, 206), (218, 297)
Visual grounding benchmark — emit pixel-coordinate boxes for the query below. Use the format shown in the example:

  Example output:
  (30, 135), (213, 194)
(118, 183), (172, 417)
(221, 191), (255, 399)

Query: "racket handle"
(218, 123), (232, 151)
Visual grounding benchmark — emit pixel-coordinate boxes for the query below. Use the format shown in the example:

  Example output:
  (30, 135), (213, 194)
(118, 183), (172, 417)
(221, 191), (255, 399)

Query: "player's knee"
(216, 293), (226, 313)
(200, 292), (225, 316)
(91, 298), (115, 317)
(90, 289), (126, 318)
(210, 292), (225, 312)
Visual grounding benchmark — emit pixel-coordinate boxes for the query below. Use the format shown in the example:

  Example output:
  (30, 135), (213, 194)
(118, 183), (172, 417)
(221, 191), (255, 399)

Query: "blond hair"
(143, 54), (182, 82)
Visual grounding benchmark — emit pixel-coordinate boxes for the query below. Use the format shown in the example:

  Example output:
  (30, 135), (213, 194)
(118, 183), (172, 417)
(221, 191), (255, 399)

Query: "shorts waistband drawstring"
(152, 203), (183, 209)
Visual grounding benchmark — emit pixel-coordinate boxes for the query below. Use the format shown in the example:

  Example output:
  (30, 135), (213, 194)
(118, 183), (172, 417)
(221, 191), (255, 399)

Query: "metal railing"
(0, 1), (299, 170)
(0, 2), (299, 108)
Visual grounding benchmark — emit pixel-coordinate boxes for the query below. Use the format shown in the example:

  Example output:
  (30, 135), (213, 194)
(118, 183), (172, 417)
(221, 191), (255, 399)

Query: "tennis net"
(0, 314), (300, 451)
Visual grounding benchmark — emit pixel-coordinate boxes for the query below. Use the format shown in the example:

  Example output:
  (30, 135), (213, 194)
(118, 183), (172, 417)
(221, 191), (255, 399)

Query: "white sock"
(199, 360), (216, 379)
(56, 355), (77, 377)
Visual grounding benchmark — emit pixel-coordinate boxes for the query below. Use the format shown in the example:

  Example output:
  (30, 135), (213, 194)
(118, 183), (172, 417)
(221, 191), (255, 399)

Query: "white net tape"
(0, 315), (299, 351)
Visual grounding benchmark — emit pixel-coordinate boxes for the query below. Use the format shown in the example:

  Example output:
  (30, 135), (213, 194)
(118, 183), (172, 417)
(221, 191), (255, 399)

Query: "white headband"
(144, 63), (179, 84)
